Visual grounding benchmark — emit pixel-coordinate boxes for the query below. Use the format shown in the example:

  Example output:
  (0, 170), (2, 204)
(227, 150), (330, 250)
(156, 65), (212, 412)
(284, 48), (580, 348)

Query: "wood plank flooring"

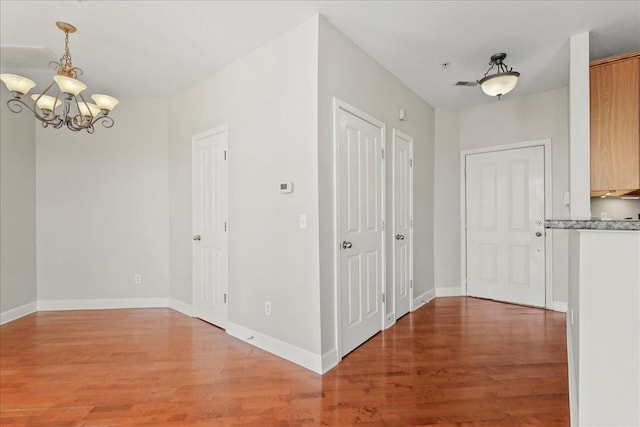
(0, 297), (569, 426)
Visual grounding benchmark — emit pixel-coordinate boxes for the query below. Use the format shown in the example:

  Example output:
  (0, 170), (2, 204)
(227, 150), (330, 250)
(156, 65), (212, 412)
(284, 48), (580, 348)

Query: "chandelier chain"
(56, 29), (78, 78)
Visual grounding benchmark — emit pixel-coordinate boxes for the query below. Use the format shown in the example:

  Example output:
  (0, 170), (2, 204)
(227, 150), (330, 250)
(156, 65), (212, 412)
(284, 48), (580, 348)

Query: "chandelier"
(0, 22), (118, 134)
(477, 53), (520, 99)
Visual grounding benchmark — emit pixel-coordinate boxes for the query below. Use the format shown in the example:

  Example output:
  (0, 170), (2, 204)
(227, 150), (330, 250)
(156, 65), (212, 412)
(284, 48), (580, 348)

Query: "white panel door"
(192, 126), (229, 328)
(338, 106), (384, 357)
(465, 146), (545, 307)
(393, 130), (413, 319)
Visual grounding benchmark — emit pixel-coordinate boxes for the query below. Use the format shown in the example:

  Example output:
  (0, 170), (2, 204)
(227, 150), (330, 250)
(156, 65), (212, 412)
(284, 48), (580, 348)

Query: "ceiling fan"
(456, 53), (520, 99)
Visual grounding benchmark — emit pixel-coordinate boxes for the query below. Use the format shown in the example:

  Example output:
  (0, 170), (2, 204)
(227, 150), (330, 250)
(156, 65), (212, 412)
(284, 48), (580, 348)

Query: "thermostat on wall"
(280, 182), (293, 193)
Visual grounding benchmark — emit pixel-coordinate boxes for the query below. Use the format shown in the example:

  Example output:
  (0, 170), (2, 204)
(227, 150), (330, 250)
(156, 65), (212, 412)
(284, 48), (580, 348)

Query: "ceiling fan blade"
(455, 80), (478, 87)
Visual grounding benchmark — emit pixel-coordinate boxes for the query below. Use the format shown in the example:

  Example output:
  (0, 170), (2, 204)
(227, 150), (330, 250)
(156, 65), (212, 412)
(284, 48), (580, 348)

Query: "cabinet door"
(590, 57), (640, 192)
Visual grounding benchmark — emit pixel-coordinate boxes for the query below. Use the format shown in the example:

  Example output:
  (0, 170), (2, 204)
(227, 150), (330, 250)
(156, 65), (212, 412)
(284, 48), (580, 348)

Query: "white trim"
(392, 128), (414, 315)
(332, 98), (386, 359)
(321, 348), (339, 374)
(412, 288), (435, 311)
(553, 301), (568, 313)
(226, 321), (322, 374)
(435, 286), (464, 297)
(0, 301), (37, 325)
(459, 139), (554, 309)
(37, 298), (169, 311)
(168, 298), (194, 317)
(567, 313), (578, 427)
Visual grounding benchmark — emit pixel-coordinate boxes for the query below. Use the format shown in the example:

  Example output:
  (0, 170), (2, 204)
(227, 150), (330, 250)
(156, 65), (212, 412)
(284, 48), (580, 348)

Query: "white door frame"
(392, 128), (414, 320)
(460, 139), (554, 309)
(332, 97), (386, 359)
(192, 124), (229, 326)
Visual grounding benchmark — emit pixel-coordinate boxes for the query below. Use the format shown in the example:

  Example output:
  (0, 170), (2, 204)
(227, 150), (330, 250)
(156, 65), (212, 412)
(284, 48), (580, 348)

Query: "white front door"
(337, 102), (385, 357)
(465, 146), (545, 307)
(393, 129), (413, 319)
(192, 125), (229, 328)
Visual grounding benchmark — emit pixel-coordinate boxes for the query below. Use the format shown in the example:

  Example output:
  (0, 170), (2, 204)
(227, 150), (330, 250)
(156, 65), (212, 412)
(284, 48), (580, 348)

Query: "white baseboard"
(226, 321), (322, 374)
(553, 301), (568, 313)
(567, 313), (577, 427)
(435, 286), (464, 297)
(0, 301), (38, 325)
(168, 298), (193, 317)
(412, 288), (435, 311)
(37, 297), (170, 311)
(321, 348), (339, 374)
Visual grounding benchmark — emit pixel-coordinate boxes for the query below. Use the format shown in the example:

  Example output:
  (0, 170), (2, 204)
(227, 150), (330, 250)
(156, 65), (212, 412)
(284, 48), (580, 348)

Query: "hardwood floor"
(0, 297), (569, 426)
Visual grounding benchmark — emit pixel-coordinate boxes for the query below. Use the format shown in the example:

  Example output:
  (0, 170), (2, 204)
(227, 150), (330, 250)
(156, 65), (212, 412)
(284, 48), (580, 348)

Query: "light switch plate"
(299, 214), (307, 230)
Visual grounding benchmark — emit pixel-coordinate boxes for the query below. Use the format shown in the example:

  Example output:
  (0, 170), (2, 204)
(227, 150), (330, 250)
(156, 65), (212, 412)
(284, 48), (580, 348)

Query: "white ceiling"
(1, 1), (639, 110)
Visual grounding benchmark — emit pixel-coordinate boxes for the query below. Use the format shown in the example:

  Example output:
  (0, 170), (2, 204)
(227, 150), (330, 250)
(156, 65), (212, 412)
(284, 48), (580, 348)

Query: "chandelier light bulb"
(91, 94), (119, 112)
(0, 73), (36, 96)
(77, 102), (101, 118)
(53, 75), (87, 97)
(31, 94), (62, 112)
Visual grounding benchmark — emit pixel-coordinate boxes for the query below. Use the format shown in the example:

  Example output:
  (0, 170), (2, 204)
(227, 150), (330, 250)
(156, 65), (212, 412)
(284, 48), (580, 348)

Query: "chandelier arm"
(6, 98), (65, 128)
(89, 114), (114, 129)
(6, 98), (33, 114)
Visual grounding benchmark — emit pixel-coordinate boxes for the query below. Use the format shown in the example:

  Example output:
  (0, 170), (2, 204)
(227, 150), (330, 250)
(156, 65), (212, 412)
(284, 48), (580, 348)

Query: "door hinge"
(381, 148), (385, 159)
(409, 158), (413, 167)
(224, 293), (227, 303)
(382, 293), (385, 303)
(410, 279), (413, 289)
(224, 150), (227, 160)
(224, 221), (227, 231)
(382, 220), (385, 231)
(410, 219), (413, 228)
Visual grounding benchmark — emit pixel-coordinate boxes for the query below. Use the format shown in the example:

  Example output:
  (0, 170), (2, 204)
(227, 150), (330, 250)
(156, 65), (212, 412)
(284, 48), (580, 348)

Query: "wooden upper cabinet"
(590, 51), (640, 196)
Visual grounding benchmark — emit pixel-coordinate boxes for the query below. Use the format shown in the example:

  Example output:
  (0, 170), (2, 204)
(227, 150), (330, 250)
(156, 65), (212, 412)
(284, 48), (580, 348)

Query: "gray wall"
(318, 17), (436, 357)
(0, 86), (37, 316)
(433, 109), (461, 291)
(168, 17), (322, 354)
(35, 98), (170, 303)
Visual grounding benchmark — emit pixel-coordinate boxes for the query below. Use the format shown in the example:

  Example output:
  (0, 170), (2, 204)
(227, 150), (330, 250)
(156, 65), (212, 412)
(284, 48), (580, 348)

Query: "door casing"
(460, 139), (554, 309)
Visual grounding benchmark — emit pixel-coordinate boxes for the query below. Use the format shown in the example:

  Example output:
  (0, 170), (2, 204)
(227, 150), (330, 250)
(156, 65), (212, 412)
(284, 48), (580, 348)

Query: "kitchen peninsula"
(546, 220), (639, 426)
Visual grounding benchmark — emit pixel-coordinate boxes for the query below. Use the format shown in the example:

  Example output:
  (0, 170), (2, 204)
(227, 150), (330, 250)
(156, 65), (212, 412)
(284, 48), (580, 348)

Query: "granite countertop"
(545, 220), (640, 231)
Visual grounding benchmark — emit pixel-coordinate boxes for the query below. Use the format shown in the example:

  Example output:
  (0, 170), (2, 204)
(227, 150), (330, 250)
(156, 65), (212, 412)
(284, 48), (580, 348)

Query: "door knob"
(395, 234), (405, 240)
(535, 232), (543, 237)
(342, 241), (352, 249)
(193, 235), (201, 241)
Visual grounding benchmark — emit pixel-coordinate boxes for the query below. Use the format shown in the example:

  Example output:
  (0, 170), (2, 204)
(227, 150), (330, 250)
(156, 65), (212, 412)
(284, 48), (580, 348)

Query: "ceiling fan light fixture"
(0, 22), (118, 133)
(478, 71), (520, 97)
(477, 53), (520, 99)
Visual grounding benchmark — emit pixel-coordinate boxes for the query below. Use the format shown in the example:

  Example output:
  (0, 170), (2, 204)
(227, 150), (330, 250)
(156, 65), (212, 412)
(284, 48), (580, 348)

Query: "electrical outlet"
(134, 274), (142, 284)
(265, 301), (271, 316)
(386, 314), (394, 323)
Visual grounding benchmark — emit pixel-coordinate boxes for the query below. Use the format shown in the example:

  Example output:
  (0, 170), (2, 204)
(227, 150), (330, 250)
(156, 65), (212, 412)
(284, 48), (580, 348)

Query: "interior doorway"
(192, 125), (229, 328)
(334, 99), (385, 358)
